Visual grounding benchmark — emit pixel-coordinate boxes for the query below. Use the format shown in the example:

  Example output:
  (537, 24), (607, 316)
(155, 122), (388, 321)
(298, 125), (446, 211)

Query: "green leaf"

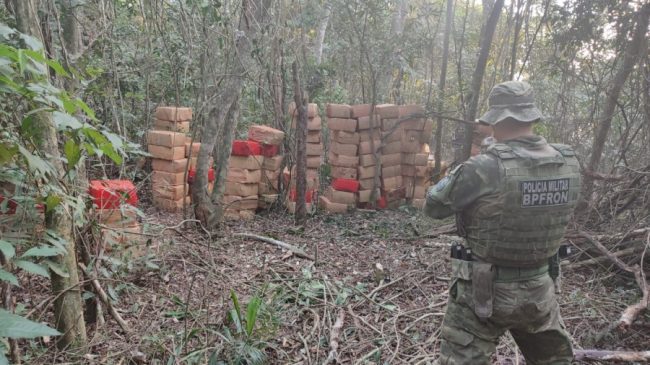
(43, 260), (69, 278)
(43, 58), (69, 77)
(18, 146), (52, 175)
(14, 260), (50, 278)
(45, 194), (61, 213)
(245, 296), (261, 337)
(0, 143), (18, 164)
(0, 309), (60, 338)
(0, 269), (18, 286)
(75, 99), (96, 120)
(21, 246), (64, 258)
(0, 240), (16, 260)
(230, 289), (241, 320)
(52, 111), (82, 130)
(63, 139), (81, 169)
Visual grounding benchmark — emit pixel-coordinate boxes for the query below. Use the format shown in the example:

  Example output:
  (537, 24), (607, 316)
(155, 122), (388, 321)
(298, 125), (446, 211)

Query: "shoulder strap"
(486, 143), (517, 160)
(549, 143), (576, 157)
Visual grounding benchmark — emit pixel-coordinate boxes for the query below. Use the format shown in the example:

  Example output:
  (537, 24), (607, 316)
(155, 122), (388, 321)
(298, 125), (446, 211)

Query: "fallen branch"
(564, 244), (646, 268)
(324, 309), (346, 364)
(233, 233), (314, 260)
(579, 231), (649, 329)
(574, 349), (650, 362)
(78, 263), (131, 334)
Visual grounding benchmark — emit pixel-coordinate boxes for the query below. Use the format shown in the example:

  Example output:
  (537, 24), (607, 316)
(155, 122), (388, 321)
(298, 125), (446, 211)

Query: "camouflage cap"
(478, 81), (544, 125)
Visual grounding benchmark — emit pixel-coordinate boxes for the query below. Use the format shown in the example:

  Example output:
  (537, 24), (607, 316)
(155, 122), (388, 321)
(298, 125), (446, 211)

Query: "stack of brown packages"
(354, 104), (381, 206)
(322, 103), (358, 213)
(148, 107), (192, 212)
(249, 124), (286, 210)
(286, 102), (322, 213)
(398, 105), (434, 209)
(97, 205), (143, 257)
(374, 104), (405, 208)
(223, 142), (263, 221)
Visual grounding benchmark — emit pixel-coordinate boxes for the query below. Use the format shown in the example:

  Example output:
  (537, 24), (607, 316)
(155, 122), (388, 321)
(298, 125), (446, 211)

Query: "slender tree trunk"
(582, 2), (650, 207)
(434, 0), (454, 173)
(314, 1), (331, 65)
(508, 0), (524, 79)
(11, 0), (87, 350)
(292, 62), (308, 225)
(193, 0), (269, 229)
(458, 0), (505, 161)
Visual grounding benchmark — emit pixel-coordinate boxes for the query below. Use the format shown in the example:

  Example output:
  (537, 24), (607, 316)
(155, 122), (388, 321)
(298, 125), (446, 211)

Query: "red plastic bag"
(89, 180), (138, 209)
(332, 178), (360, 193)
(231, 140), (262, 156)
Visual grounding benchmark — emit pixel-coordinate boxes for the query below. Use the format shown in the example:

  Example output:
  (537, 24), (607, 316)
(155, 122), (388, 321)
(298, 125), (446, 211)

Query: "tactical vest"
(463, 142), (581, 267)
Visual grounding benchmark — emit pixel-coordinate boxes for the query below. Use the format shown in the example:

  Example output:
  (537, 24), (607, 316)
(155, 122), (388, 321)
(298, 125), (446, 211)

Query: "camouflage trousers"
(436, 272), (573, 365)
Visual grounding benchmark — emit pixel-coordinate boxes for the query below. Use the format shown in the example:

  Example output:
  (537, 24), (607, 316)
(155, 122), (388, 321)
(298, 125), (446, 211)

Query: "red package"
(332, 178), (360, 193)
(377, 195), (387, 209)
(288, 188), (315, 203)
(260, 143), (280, 157)
(231, 140), (262, 156)
(187, 168), (215, 183)
(89, 180), (138, 209)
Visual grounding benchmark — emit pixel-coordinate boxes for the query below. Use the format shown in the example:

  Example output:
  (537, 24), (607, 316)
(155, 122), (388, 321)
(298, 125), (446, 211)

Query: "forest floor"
(21, 207), (650, 365)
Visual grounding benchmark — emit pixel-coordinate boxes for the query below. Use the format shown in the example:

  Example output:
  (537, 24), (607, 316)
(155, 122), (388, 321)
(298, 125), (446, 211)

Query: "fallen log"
(574, 349), (650, 362)
(324, 308), (346, 364)
(564, 245), (646, 269)
(233, 233), (315, 260)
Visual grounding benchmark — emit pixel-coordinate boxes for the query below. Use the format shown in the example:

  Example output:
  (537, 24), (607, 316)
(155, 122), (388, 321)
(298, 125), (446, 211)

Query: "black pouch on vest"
(472, 262), (495, 320)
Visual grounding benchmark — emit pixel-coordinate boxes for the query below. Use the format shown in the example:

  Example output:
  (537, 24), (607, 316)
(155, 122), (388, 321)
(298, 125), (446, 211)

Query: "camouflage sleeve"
(424, 154), (500, 219)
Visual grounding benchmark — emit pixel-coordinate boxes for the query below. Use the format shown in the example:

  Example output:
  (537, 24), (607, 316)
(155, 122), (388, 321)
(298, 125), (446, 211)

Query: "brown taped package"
(359, 154), (376, 167)
(375, 104), (399, 118)
(147, 130), (187, 147)
(152, 171), (186, 185)
(152, 158), (188, 173)
(229, 155), (263, 170)
(358, 140), (381, 155)
(306, 143), (324, 156)
(331, 130), (360, 145)
(222, 195), (258, 210)
(148, 145), (185, 160)
(324, 187), (356, 205)
(326, 103), (352, 118)
(263, 155), (283, 170)
(155, 107), (192, 122)
(327, 118), (358, 132)
(224, 182), (259, 196)
(380, 153), (401, 167)
(153, 120), (190, 133)
(307, 131), (321, 143)
(152, 183), (188, 200)
(248, 124), (285, 145)
(153, 196), (191, 212)
(319, 196), (348, 213)
(330, 141), (358, 156)
(358, 165), (377, 179)
(331, 166), (358, 180)
(329, 152), (359, 168)
(381, 165), (401, 178)
(226, 168), (262, 183)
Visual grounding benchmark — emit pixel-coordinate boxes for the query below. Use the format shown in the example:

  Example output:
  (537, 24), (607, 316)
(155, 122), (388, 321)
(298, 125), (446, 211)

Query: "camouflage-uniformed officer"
(426, 81), (580, 365)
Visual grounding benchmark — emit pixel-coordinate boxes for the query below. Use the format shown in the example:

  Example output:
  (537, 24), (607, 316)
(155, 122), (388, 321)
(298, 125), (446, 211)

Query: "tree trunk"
(193, 0), (269, 229)
(292, 62), (308, 225)
(457, 0), (505, 162)
(11, 0), (87, 351)
(434, 0), (454, 174)
(508, 0), (525, 80)
(314, 1), (332, 65)
(582, 2), (650, 207)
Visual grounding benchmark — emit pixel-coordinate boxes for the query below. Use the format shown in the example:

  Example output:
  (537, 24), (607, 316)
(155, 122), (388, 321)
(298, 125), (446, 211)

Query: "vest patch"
(520, 178), (570, 207)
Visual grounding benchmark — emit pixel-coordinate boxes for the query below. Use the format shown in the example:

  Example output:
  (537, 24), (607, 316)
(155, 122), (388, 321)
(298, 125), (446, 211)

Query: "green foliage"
(0, 309), (60, 364)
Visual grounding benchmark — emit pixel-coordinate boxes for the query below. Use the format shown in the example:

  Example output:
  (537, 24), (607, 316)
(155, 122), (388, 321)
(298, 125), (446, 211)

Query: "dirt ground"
(19, 207), (650, 364)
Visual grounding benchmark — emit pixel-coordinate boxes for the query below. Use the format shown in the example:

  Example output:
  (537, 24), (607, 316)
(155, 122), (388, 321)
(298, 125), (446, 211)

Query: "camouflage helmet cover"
(478, 81), (544, 125)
